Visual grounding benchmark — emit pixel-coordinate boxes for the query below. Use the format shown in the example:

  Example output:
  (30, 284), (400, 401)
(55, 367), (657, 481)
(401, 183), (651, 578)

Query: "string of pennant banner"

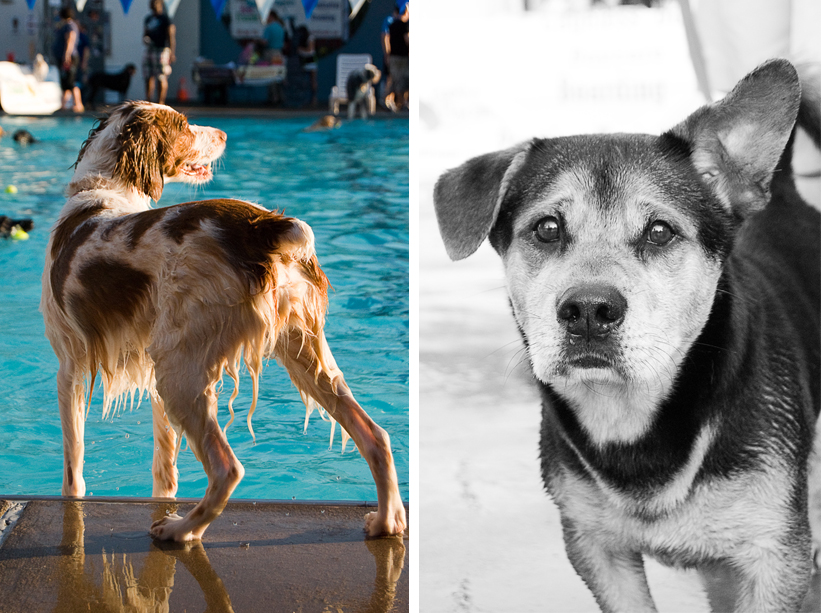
(23, 0), (320, 23)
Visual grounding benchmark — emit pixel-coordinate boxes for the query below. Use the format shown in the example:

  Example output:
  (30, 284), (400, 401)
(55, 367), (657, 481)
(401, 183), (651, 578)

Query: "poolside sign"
(231, 0), (347, 39)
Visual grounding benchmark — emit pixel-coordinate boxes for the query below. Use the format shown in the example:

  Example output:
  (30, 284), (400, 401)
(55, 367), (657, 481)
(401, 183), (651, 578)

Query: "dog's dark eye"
(534, 217), (561, 243)
(647, 221), (675, 246)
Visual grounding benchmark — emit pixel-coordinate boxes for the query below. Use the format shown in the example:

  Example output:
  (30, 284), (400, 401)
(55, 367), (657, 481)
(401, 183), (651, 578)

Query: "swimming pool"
(0, 113), (408, 502)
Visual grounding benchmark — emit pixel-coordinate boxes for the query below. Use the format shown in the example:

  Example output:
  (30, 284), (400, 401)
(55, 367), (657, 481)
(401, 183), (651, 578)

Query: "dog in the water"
(434, 59), (820, 611)
(12, 130), (36, 145)
(304, 115), (342, 132)
(0, 216), (33, 238)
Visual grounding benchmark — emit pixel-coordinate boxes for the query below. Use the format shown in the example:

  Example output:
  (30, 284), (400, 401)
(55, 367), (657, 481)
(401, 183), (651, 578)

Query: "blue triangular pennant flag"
(25, 0), (36, 10)
(120, 0), (135, 14)
(302, 0), (319, 19)
(210, 0), (228, 18)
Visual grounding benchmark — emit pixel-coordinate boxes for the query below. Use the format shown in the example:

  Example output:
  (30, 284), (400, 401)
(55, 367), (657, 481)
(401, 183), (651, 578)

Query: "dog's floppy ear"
(666, 58), (800, 219)
(114, 106), (186, 201)
(434, 142), (530, 260)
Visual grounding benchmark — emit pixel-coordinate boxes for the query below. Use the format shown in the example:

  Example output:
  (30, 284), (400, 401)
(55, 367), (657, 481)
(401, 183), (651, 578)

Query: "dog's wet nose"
(557, 284), (627, 340)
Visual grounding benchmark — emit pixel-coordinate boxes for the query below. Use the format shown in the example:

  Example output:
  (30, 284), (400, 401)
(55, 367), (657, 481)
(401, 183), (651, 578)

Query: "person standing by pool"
(386, 2), (409, 112)
(52, 7), (85, 112)
(261, 10), (287, 63)
(142, 0), (176, 105)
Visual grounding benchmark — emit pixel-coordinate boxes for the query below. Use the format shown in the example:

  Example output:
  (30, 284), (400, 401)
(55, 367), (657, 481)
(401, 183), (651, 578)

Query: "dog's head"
(72, 101), (226, 201)
(364, 64), (382, 85)
(434, 59), (800, 427)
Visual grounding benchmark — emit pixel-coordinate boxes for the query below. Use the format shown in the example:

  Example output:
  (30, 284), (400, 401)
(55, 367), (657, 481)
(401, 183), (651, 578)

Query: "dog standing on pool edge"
(434, 60), (820, 611)
(41, 101), (406, 542)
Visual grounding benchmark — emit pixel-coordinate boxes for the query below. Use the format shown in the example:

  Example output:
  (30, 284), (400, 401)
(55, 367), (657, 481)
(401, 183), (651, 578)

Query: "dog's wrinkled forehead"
(491, 134), (733, 258)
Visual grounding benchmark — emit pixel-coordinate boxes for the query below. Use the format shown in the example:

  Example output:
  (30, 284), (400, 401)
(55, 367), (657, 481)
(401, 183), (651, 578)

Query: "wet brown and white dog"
(434, 60), (820, 611)
(41, 101), (407, 542)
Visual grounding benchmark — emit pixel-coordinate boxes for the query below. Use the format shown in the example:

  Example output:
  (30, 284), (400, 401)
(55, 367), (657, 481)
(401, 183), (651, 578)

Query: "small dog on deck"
(86, 64), (137, 109)
(434, 60), (820, 611)
(346, 64), (381, 119)
(41, 101), (406, 542)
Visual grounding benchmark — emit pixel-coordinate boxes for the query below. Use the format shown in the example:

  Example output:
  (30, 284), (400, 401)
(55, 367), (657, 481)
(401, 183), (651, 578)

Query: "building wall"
(0, 0), (43, 65)
(109, 0), (200, 101)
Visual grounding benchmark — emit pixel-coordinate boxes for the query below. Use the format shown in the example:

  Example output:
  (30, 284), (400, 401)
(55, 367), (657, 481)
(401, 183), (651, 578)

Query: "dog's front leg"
(731, 541), (812, 613)
(562, 523), (657, 613)
(149, 361), (245, 542)
(58, 361), (86, 497)
(150, 392), (179, 498)
(276, 328), (407, 537)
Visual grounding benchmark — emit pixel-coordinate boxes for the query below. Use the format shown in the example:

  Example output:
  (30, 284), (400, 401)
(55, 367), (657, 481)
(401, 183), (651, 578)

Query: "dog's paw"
(364, 505), (407, 537)
(149, 512), (199, 542)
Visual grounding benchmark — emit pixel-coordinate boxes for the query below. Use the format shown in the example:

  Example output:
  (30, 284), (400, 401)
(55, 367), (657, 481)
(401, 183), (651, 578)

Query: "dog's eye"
(534, 217), (561, 243)
(647, 221), (675, 246)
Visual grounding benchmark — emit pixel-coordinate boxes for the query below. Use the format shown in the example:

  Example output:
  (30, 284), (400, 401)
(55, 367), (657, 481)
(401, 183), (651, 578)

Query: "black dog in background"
(0, 216), (34, 238)
(86, 64), (136, 109)
(12, 130), (36, 145)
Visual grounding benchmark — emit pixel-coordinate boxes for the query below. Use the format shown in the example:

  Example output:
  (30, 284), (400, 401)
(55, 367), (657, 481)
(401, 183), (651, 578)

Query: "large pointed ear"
(433, 141), (531, 260)
(665, 59), (800, 219)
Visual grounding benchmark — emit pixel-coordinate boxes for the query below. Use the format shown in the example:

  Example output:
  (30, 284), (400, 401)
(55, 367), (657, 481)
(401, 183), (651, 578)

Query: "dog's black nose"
(557, 284), (627, 340)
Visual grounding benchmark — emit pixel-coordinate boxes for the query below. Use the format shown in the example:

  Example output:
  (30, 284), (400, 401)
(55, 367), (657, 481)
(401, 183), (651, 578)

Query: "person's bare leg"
(72, 86), (85, 112)
(158, 76), (168, 105)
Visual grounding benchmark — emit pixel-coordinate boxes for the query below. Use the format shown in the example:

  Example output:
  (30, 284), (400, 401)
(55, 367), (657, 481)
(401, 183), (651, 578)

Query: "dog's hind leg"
(276, 327), (407, 537)
(148, 356), (244, 542)
(151, 392), (179, 498)
(58, 360), (86, 497)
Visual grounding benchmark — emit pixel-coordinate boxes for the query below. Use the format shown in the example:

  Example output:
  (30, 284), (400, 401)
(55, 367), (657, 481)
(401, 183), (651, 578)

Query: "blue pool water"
(0, 114), (408, 502)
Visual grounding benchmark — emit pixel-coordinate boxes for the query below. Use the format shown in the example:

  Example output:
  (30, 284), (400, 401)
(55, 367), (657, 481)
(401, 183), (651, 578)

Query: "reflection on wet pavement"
(0, 499), (408, 612)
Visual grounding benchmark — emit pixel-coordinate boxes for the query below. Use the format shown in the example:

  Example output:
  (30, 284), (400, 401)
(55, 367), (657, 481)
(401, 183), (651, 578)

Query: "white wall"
(0, 0), (43, 65)
(108, 0), (199, 101)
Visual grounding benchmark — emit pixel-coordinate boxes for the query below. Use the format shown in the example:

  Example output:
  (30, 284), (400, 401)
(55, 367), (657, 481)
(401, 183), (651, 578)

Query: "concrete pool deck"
(0, 497), (409, 612)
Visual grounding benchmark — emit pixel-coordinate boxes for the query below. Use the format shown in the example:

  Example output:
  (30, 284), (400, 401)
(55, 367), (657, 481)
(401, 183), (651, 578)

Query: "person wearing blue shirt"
(262, 11), (286, 62)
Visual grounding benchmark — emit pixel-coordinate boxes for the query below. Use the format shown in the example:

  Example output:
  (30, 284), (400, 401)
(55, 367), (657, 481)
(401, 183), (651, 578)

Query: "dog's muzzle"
(557, 283), (627, 342)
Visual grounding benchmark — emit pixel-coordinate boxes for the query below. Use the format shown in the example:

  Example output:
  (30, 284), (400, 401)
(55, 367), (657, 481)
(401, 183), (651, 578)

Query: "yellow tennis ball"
(5, 185), (17, 194)
(10, 226), (28, 240)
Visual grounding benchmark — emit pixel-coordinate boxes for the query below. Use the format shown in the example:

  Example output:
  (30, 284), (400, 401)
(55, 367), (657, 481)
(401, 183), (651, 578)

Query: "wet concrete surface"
(0, 498), (408, 612)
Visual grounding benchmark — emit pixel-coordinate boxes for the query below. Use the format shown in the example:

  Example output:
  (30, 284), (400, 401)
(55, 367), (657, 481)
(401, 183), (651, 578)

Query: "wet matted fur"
(42, 101), (407, 542)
